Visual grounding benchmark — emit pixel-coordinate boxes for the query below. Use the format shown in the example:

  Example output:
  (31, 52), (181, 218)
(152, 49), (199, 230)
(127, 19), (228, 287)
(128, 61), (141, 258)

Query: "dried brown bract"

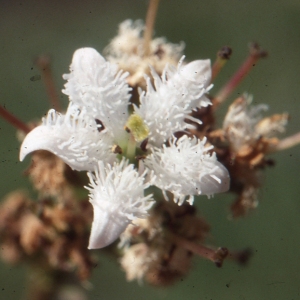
(120, 200), (210, 286)
(0, 191), (95, 281)
(24, 150), (80, 200)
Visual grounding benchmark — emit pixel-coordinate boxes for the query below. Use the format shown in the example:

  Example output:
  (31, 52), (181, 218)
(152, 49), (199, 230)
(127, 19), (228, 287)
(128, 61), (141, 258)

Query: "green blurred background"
(1, 0), (300, 299)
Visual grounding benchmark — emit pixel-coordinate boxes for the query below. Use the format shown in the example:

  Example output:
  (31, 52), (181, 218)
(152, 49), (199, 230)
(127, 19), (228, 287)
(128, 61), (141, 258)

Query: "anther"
(140, 138), (148, 152)
(95, 119), (105, 132)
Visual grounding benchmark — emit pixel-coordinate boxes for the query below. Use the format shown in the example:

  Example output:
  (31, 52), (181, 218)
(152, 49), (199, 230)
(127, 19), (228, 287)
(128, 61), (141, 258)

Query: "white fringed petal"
(178, 59), (211, 87)
(86, 159), (154, 249)
(62, 47), (131, 142)
(20, 105), (116, 171)
(134, 58), (212, 147)
(144, 135), (230, 205)
(178, 59), (212, 108)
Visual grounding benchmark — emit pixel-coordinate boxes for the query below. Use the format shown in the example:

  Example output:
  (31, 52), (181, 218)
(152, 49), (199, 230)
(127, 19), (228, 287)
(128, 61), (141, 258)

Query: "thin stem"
(173, 234), (228, 267)
(143, 0), (161, 56)
(268, 132), (300, 152)
(35, 55), (61, 111)
(213, 43), (267, 109)
(0, 105), (30, 133)
(211, 46), (232, 82)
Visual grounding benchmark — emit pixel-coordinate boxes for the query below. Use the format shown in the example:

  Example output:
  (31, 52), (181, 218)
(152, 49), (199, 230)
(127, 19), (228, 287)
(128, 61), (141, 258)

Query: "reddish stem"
(173, 234), (228, 267)
(35, 55), (61, 111)
(0, 105), (30, 133)
(213, 43), (267, 108)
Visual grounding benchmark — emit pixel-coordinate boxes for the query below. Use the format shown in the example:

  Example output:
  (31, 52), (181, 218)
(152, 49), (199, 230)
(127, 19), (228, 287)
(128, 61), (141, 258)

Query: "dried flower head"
(120, 201), (211, 286)
(105, 20), (185, 87)
(0, 191), (95, 281)
(24, 150), (76, 199)
(214, 95), (290, 217)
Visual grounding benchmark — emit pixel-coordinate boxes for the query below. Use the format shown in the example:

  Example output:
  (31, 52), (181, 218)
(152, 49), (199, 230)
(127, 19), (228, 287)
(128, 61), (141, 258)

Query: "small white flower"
(134, 58), (212, 146)
(20, 46), (230, 249)
(144, 135), (230, 205)
(86, 158), (154, 249)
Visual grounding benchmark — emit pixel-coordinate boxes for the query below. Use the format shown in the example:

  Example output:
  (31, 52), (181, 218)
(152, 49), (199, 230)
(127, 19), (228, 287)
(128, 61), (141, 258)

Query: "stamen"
(143, 0), (161, 56)
(0, 105), (30, 133)
(213, 43), (267, 109)
(112, 144), (123, 154)
(35, 55), (61, 111)
(172, 234), (229, 267)
(95, 119), (105, 132)
(211, 46), (232, 82)
(140, 138), (148, 152)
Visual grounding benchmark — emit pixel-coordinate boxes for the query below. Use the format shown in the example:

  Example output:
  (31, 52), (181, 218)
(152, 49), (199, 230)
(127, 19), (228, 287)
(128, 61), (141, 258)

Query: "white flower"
(86, 159), (154, 249)
(134, 58), (212, 147)
(20, 47), (230, 249)
(144, 135), (230, 205)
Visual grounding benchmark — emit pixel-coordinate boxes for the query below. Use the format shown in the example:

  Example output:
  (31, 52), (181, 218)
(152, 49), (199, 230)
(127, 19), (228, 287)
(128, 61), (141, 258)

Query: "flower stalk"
(0, 105), (30, 133)
(143, 0), (161, 56)
(213, 43), (267, 108)
(172, 233), (229, 267)
(35, 55), (61, 111)
(211, 46), (232, 82)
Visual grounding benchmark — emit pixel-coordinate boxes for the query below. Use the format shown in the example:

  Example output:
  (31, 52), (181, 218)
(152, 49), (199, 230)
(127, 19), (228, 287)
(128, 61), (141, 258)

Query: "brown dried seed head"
(19, 214), (47, 255)
(25, 150), (74, 199)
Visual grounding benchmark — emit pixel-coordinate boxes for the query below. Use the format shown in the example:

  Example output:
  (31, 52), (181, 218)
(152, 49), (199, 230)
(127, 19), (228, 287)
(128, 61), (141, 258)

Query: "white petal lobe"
(62, 47), (131, 142)
(20, 106), (116, 171)
(135, 59), (212, 146)
(144, 135), (230, 205)
(86, 159), (154, 249)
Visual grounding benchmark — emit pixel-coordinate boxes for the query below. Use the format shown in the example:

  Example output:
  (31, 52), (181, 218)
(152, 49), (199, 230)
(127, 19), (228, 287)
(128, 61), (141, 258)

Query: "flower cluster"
(20, 46), (229, 249)
(1, 2), (299, 292)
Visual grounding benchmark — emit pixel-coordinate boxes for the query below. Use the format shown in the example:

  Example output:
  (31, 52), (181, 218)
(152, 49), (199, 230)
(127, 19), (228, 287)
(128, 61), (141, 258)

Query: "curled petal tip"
(19, 126), (51, 162)
(19, 147), (27, 161)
